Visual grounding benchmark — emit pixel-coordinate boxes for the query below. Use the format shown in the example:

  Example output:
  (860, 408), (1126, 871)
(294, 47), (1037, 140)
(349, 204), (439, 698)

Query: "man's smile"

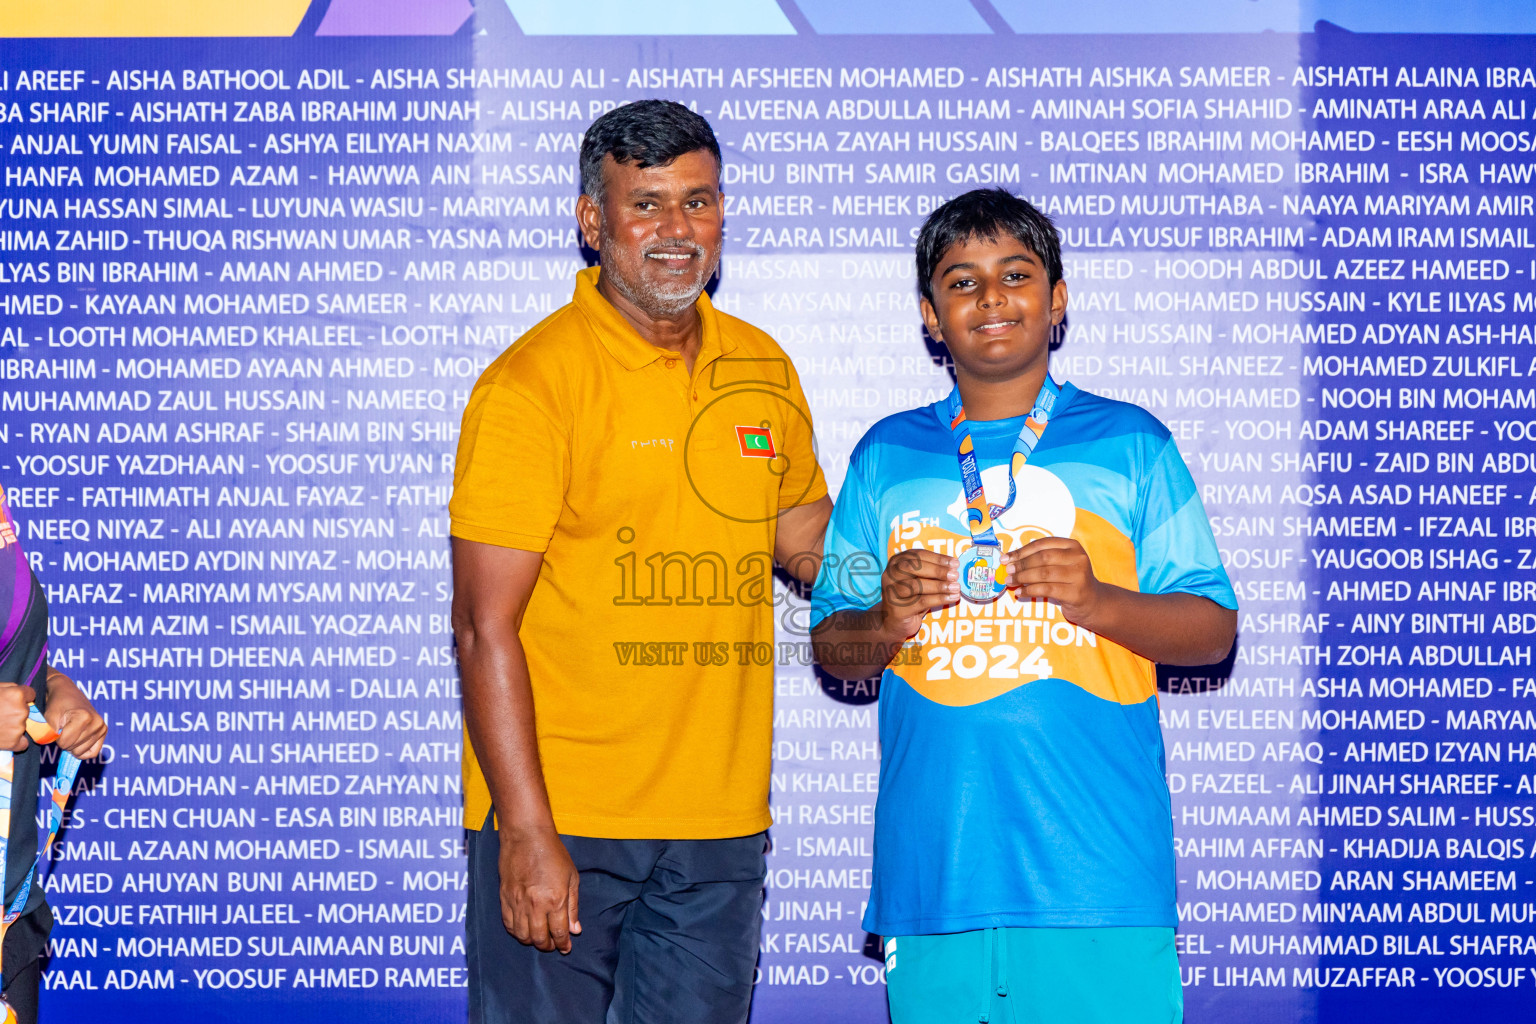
(644, 245), (702, 268)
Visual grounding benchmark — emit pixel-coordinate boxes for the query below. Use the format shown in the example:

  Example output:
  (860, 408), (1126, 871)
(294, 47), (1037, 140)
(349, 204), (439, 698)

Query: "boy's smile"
(920, 234), (1068, 404)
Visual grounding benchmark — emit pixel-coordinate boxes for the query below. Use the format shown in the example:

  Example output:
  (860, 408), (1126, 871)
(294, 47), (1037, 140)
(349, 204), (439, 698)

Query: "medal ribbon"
(944, 375), (1063, 547)
(0, 703), (83, 947)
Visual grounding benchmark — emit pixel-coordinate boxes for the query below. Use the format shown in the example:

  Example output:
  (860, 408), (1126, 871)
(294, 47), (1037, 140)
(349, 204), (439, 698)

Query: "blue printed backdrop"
(2, 4), (1535, 1022)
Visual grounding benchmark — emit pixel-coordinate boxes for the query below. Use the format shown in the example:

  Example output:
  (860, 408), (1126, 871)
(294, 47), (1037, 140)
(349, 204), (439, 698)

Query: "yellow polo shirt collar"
(573, 265), (737, 372)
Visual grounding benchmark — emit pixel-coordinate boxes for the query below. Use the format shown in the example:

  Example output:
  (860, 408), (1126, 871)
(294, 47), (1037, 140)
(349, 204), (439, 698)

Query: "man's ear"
(1050, 278), (1068, 325)
(576, 193), (603, 252)
(920, 295), (943, 342)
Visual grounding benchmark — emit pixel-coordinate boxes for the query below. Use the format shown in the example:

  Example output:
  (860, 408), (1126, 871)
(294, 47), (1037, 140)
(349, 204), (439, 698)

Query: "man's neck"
(954, 364), (1051, 421)
(596, 270), (703, 371)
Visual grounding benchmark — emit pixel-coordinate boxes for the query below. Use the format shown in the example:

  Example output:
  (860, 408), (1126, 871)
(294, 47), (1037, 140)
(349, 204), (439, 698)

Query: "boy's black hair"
(915, 188), (1063, 305)
(579, 100), (721, 204)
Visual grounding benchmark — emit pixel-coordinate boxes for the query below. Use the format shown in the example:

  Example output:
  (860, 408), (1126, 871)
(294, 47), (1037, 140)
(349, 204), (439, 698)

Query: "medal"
(958, 541), (1007, 604)
(943, 376), (1063, 604)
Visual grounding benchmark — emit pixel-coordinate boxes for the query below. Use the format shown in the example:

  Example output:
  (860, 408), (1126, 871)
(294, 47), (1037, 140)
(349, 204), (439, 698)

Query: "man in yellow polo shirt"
(450, 100), (831, 1024)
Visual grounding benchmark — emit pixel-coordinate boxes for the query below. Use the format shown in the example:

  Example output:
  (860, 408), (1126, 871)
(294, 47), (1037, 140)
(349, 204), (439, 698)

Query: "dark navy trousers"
(467, 816), (767, 1024)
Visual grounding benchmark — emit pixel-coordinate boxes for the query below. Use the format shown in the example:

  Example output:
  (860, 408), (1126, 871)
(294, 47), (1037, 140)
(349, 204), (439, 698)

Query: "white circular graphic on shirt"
(945, 463), (1076, 548)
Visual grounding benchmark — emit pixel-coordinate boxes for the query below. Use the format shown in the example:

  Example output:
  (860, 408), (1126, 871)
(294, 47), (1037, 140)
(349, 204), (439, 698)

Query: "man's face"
(919, 233), (1067, 387)
(577, 149), (723, 319)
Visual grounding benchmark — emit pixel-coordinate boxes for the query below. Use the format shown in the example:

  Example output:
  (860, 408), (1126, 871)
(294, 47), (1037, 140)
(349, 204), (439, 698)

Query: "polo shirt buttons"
(665, 358), (676, 369)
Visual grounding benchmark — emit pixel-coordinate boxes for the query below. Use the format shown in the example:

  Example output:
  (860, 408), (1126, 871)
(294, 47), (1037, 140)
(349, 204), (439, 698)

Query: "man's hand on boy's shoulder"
(1005, 538), (1104, 625)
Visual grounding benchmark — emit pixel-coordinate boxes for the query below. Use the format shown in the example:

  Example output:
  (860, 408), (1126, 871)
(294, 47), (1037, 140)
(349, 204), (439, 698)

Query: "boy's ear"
(919, 295), (943, 341)
(1050, 279), (1068, 325)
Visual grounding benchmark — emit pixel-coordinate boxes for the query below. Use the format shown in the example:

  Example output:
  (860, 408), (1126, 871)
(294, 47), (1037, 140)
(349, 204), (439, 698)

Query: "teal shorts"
(884, 927), (1181, 1024)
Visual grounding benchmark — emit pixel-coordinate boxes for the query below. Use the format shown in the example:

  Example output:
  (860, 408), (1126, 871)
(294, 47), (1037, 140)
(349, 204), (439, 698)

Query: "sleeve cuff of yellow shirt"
(778, 480), (830, 510)
(448, 521), (552, 553)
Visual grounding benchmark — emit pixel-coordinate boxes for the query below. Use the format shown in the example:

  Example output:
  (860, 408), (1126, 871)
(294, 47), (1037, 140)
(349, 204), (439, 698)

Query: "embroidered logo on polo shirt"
(735, 425), (775, 458)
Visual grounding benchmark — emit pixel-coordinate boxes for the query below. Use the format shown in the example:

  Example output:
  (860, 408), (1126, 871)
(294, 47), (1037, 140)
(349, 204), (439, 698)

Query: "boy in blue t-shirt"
(811, 189), (1238, 1024)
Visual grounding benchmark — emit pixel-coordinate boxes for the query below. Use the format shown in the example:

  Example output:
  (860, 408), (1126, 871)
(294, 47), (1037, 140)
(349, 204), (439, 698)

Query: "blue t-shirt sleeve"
(1134, 436), (1238, 609)
(811, 440), (886, 629)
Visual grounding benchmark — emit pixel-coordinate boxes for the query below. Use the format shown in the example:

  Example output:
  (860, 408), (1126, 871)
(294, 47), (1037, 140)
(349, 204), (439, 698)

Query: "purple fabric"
(24, 649), (47, 693)
(315, 0), (474, 35)
(0, 495), (28, 665)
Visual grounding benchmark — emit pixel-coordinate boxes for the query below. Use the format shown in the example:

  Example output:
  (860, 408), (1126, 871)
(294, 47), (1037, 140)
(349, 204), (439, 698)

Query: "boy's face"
(920, 233), (1067, 388)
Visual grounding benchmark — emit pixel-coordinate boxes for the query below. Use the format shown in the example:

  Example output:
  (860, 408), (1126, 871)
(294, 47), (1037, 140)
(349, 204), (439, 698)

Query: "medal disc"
(958, 543), (1006, 604)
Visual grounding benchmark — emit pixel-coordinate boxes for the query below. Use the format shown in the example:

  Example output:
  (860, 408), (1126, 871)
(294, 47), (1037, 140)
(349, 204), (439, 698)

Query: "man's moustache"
(644, 243), (706, 258)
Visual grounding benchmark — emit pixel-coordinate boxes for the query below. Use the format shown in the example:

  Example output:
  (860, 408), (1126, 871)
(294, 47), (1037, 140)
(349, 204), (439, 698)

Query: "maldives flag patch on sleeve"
(736, 425), (776, 458)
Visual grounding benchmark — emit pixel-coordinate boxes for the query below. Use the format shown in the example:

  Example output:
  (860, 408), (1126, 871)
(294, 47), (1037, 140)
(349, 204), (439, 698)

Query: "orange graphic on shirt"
(887, 508), (1155, 708)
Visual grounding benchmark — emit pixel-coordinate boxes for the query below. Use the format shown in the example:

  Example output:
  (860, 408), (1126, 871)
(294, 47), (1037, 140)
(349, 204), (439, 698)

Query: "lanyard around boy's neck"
(944, 375), (1062, 604)
(0, 703), (82, 964)
(944, 374), (1063, 546)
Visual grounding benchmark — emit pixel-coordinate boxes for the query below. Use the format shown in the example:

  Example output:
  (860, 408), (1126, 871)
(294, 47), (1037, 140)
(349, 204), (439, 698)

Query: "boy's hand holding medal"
(877, 547), (959, 639)
(1004, 537), (1105, 627)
